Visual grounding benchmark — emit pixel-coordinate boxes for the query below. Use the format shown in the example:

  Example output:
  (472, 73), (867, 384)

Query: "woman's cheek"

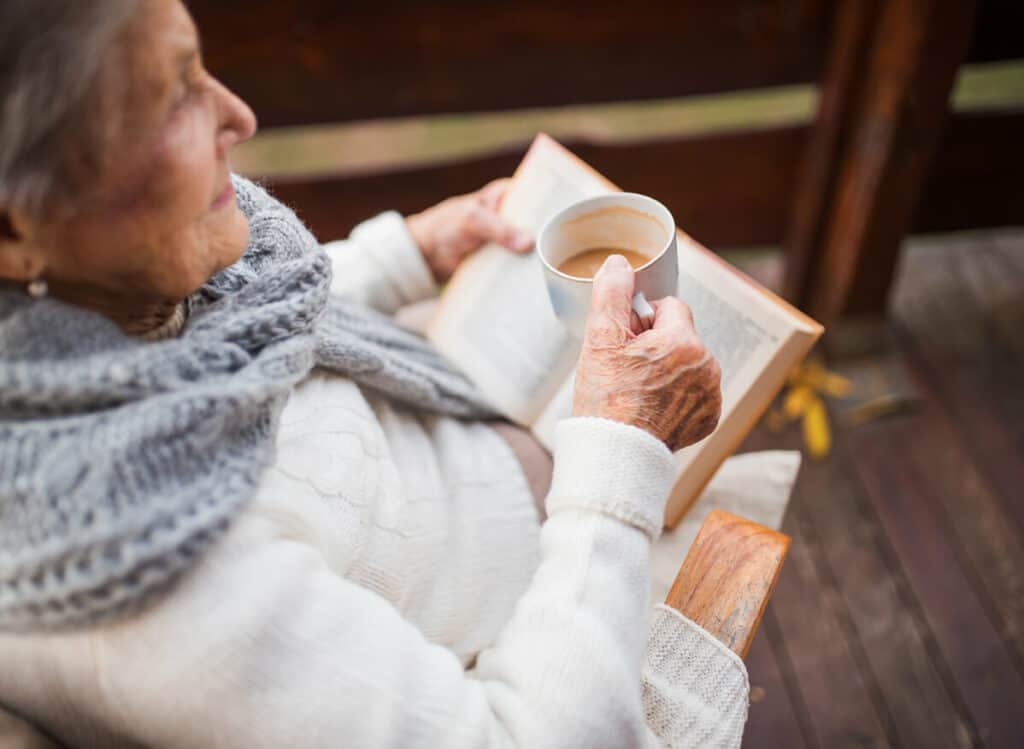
(156, 103), (219, 215)
(208, 202), (251, 272)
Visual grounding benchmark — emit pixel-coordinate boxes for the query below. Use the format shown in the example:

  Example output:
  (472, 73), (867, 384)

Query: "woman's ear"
(0, 210), (46, 282)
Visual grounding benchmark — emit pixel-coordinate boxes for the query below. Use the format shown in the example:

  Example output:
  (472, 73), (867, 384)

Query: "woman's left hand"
(405, 179), (534, 282)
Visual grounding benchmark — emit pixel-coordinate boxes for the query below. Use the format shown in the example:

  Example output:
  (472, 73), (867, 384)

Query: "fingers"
(650, 296), (695, 332)
(475, 179), (532, 251)
(648, 296), (710, 365)
(629, 307), (643, 334)
(478, 178), (512, 211)
(584, 255), (636, 345)
(467, 202), (533, 253)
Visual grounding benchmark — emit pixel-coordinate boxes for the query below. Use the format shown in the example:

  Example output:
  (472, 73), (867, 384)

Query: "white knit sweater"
(0, 213), (748, 748)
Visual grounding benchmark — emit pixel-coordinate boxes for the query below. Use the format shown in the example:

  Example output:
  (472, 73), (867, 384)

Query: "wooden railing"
(193, 0), (1024, 330)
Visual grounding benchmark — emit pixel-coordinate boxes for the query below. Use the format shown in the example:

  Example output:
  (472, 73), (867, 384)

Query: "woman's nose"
(214, 77), (258, 154)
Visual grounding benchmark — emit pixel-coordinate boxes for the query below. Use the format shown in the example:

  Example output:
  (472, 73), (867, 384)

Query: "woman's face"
(13, 0), (257, 309)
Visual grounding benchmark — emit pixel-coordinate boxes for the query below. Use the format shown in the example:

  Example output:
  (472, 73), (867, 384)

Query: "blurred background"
(192, 1), (1023, 746)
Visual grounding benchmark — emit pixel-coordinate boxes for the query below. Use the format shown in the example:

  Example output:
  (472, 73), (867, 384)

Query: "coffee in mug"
(537, 193), (678, 338)
(556, 247), (652, 279)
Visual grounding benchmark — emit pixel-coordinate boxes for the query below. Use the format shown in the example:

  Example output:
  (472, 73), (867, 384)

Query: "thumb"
(584, 254), (636, 345)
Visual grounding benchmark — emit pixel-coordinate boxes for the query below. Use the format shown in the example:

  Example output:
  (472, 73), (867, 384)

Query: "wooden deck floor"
(737, 230), (1024, 748)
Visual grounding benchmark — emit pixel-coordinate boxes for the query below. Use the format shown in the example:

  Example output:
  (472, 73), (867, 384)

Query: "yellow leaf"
(803, 395), (832, 458)
(802, 365), (853, 397)
(783, 385), (814, 420)
(821, 372), (853, 397)
(786, 360), (854, 399)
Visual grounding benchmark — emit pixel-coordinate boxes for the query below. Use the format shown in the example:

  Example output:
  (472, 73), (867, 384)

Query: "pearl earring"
(27, 278), (48, 298)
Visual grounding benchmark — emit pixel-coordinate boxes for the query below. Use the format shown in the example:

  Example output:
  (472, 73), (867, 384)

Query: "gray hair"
(0, 0), (135, 218)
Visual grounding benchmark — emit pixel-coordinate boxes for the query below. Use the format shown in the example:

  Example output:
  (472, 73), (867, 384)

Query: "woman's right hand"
(572, 254), (722, 452)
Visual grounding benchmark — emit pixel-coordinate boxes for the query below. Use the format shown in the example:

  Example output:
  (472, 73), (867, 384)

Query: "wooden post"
(782, 0), (879, 306)
(784, 0), (978, 340)
(665, 510), (790, 658)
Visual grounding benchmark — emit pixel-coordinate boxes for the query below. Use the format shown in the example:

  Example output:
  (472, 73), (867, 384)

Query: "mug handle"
(632, 291), (656, 330)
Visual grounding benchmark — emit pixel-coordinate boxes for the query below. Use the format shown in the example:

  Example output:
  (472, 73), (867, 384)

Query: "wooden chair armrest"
(664, 510), (790, 658)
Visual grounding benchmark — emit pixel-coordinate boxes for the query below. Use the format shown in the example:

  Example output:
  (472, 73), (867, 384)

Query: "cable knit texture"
(0, 176), (494, 632)
(643, 605), (750, 747)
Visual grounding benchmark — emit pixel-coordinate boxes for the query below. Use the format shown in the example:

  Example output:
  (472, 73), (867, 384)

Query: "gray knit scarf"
(0, 177), (495, 632)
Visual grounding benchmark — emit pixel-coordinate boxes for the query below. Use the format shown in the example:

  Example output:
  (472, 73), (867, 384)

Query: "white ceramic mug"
(537, 193), (678, 339)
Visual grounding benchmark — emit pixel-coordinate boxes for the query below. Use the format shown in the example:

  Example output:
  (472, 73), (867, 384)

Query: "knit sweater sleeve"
(642, 605), (750, 747)
(0, 417), (743, 748)
(323, 211), (438, 314)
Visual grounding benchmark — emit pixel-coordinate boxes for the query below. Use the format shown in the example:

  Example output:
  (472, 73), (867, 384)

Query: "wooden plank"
(762, 510), (892, 747)
(887, 237), (1024, 710)
(731, 240), (1024, 747)
(800, 0), (978, 326)
(192, 0), (832, 127)
(951, 235), (1024, 370)
(901, 334), (1024, 542)
(894, 352), (1024, 675)
(664, 510), (789, 658)
(264, 127), (807, 249)
(990, 233), (1024, 339)
(891, 240), (1024, 533)
(742, 611), (811, 749)
(847, 421), (1024, 748)
(747, 423), (977, 748)
(800, 442), (977, 747)
(950, 234), (1024, 450)
(192, 0), (1022, 129)
(257, 109), (1024, 252)
(265, 149), (522, 240)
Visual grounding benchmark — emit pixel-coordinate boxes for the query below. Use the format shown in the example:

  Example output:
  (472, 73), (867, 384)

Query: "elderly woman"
(0, 2), (745, 747)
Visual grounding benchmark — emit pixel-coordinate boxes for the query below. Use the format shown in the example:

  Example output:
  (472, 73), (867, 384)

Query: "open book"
(427, 134), (823, 527)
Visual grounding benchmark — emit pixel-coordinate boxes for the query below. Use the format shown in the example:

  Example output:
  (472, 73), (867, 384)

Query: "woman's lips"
(211, 182), (234, 210)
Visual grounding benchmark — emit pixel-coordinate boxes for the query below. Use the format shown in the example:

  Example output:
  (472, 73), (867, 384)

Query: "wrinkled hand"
(406, 179), (533, 282)
(572, 255), (722, 451)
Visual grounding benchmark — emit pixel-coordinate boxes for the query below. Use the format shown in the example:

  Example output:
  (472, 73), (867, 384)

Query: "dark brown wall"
(192, 0), (833, 127)
(189, 0), (1024, 248)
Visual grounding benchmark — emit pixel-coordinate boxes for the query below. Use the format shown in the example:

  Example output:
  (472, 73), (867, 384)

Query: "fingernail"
(514, 231), (533, 251)
(603, 254), (630, 271)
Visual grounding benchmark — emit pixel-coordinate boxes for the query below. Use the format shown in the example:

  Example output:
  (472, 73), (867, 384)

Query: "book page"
(661, 234), (821, 526)
(427, 136), (610, 424)
(531, 371), (575, 450)
(429, 250), (576, 424)
(670, 238), (798, 467)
